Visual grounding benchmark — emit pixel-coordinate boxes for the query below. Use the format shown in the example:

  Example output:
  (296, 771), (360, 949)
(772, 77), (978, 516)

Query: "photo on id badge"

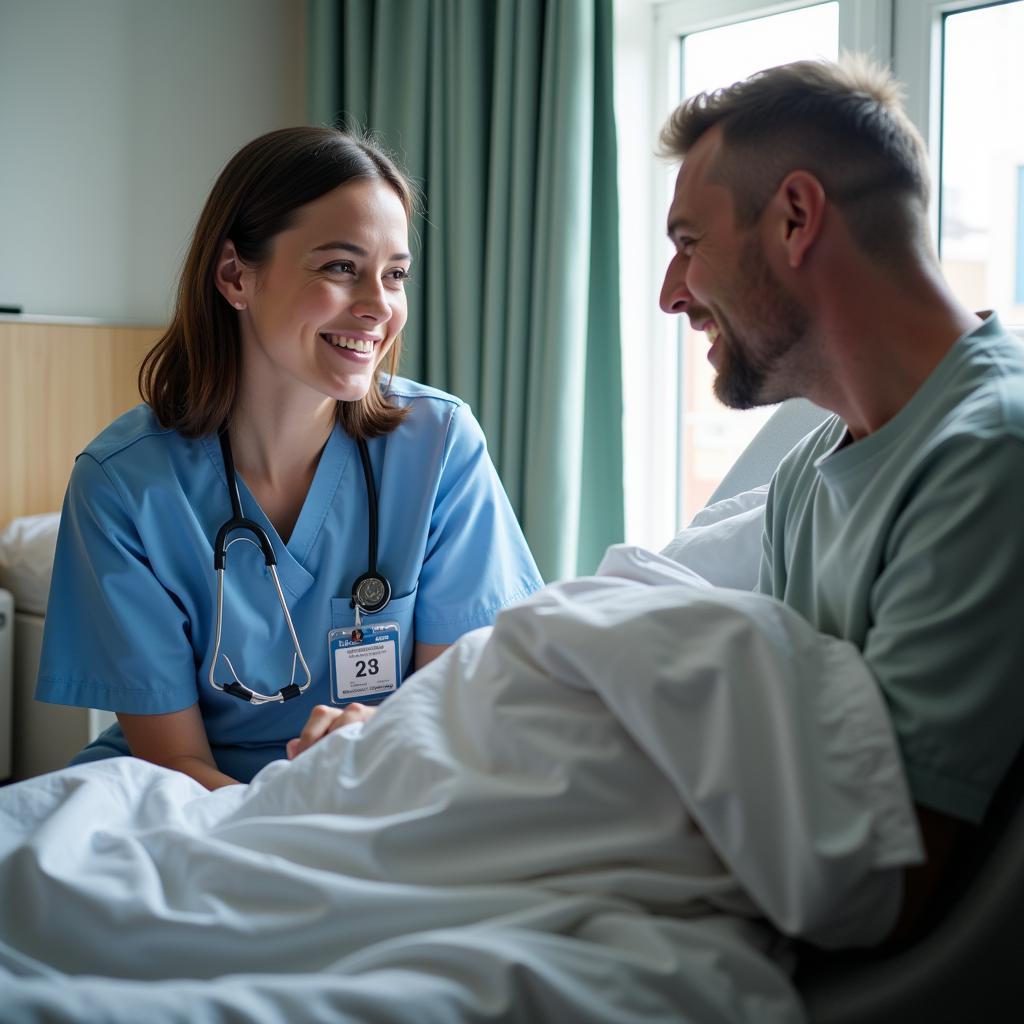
(328, 620), (402, 706)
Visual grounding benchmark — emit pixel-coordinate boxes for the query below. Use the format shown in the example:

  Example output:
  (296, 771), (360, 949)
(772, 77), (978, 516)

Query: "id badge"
(328, 622), (402, 706)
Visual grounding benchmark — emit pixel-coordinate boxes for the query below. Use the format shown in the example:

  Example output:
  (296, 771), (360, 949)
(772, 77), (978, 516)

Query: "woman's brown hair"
(139, 127), (416, 439)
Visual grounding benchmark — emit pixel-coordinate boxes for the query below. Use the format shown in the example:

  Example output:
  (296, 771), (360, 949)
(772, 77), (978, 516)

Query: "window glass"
(673, 3), (839, 523)
(940, 1), (1024, 323)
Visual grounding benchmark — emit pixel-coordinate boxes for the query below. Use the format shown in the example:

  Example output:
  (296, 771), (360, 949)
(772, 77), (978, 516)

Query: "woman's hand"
(286, 702), (376, 760)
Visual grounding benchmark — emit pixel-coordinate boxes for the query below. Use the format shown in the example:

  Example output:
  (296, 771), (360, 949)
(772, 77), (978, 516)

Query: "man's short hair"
(660, 55), (933, 264)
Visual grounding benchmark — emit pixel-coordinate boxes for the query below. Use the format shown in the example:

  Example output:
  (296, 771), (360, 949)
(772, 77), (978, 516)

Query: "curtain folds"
(308, 0), (623, 579)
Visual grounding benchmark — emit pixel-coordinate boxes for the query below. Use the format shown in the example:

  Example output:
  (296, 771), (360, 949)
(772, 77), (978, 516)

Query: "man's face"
(659, 127), (811, 409)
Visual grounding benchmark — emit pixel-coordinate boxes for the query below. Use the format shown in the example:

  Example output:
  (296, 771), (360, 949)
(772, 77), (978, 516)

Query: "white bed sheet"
(0, 542), (922, 1024)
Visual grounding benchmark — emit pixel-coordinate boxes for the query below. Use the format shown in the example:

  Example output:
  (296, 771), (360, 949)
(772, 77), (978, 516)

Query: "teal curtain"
(308, 0), (623, 580)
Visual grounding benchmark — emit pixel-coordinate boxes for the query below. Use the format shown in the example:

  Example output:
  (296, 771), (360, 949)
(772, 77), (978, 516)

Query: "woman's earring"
(233, 301), (246, 311)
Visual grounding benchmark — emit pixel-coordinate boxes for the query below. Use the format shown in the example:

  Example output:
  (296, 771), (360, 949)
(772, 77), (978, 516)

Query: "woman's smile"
(320, 331), (381, 358)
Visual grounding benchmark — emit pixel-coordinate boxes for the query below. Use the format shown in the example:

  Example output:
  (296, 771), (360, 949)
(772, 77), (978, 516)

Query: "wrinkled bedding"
(0, 545), (922, 1023)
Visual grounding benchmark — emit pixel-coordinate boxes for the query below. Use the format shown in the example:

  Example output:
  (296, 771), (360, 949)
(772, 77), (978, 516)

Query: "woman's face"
(237, 179), (411, 405)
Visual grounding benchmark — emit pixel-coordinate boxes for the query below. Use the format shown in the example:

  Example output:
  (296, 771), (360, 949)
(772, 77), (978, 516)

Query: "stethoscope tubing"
(209, 424), (390, 705)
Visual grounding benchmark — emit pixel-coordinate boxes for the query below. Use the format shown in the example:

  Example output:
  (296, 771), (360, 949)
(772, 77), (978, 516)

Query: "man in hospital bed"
(0, 56), (1022, 1024)
(652, 55), (1024, 950)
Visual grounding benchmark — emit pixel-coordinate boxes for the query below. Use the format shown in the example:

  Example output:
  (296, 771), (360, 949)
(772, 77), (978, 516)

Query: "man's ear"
(770, 170), (826, 269)
(214, 239), (249, 310)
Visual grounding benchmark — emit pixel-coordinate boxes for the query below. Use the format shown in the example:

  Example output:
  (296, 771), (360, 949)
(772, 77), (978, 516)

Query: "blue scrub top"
(36, 378), (543, 781)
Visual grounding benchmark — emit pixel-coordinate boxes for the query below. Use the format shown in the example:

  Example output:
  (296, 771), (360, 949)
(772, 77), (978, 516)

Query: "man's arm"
(888, 805), (968, 945)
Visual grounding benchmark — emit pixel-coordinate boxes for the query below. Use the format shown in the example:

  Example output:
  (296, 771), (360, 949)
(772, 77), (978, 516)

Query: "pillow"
(659, 486), (768, 590)
(688, 483), (770, 528)
(0, 512), (61, 615)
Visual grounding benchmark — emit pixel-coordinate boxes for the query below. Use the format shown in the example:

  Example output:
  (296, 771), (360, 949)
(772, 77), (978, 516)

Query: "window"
(937, 1), (1024, 320)
(617, 0), (1022, 550)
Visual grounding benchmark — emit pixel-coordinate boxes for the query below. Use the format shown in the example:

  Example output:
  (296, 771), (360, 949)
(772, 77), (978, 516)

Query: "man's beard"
(713, 239), (811, 410)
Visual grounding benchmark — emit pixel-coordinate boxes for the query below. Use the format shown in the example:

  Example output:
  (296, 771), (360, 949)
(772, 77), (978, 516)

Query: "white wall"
(0, 0), (307, 324)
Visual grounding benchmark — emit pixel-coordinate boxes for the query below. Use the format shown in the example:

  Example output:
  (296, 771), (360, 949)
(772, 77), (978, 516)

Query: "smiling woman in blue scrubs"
(35, 127), (543, 788)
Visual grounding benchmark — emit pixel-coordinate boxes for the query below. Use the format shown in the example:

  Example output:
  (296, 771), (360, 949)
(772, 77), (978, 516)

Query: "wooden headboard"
(0, 319), (163, 527)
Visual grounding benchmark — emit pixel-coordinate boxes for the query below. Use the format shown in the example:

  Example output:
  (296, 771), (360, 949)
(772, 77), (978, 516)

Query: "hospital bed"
(1, 392), (1021, 1022)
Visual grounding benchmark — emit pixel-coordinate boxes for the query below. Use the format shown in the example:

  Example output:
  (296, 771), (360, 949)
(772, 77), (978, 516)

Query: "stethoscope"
(208, 426), (392, 705)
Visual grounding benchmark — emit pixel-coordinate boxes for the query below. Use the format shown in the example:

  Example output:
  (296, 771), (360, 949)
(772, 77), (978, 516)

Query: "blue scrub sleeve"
(36, 453), (200, 715)
(413, 405), (542, 644)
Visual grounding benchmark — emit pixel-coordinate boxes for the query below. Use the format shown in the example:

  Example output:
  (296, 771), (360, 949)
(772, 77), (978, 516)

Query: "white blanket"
(0, 546), (922, 1024)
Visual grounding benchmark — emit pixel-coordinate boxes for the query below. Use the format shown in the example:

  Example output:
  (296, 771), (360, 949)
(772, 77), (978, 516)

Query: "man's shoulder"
(980, 324), (1024, 434)
(950, 374), (1024, 443)
(942, 324), (1024, 445)
(995, 369), (1024, 436)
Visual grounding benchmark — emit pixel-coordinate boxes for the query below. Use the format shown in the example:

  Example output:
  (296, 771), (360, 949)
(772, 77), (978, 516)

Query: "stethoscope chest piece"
(352, 572), (391, 615)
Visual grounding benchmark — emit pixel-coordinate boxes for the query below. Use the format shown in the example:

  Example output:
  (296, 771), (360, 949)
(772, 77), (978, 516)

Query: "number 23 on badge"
(328, 623), (401, 705)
